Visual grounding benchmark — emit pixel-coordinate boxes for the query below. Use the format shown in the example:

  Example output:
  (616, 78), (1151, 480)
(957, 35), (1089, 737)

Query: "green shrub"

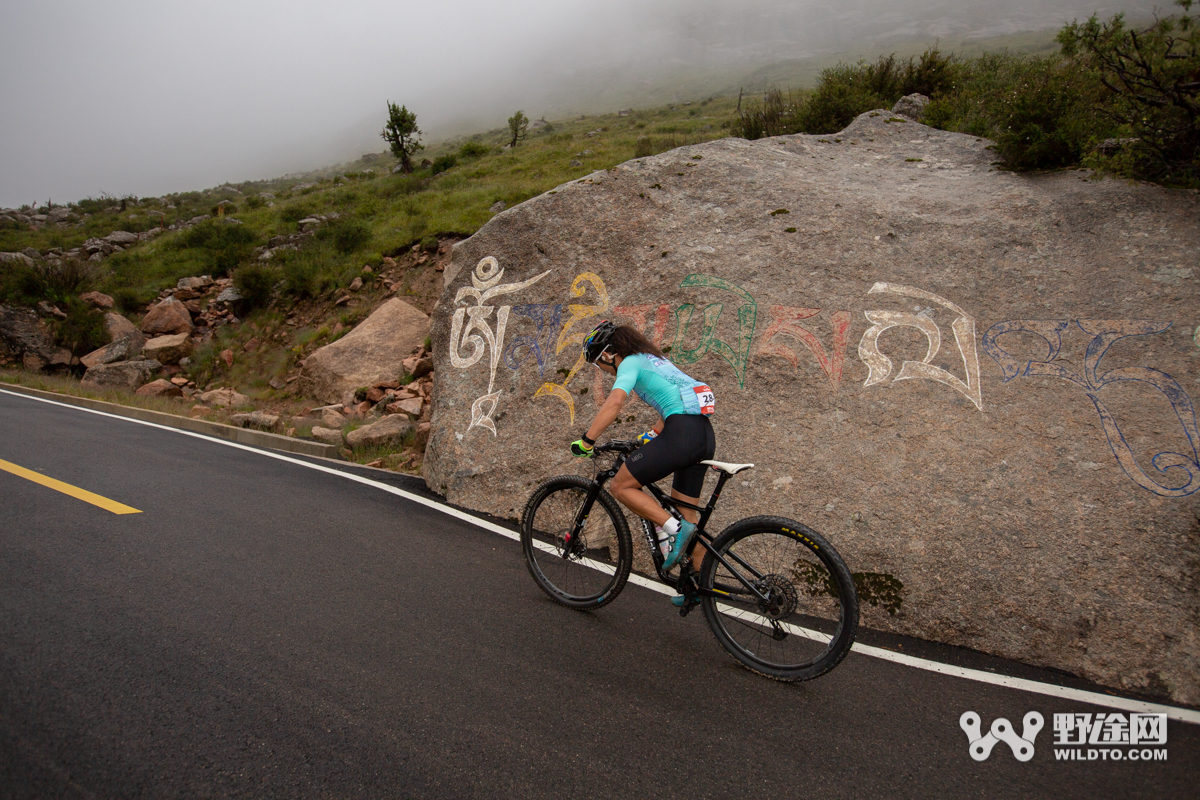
(2, 259), (99, 306)
(74, 195), (119, 215)
(924, 52), (1109, 171)
(279, 203), (314, 224)
(233, 263), (276, 308)
(111, 287), (151, 313)
(1058, 1), (1200, 185)
(51, 299), (107, 356)
(0, 263), (46, 305)
(431, 154), (458, 175)
(176, 219), (257, 276)
(276, 246), (330, 299)
(735, 49), (962, 139)
(459, 141), (491, 158)
(988, 58), (1099, 171)
(315, 218), (371, 254)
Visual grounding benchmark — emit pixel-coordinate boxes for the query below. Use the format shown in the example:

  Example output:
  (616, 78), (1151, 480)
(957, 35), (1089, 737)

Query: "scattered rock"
(103, 313), (143, 345)
(310, 426), (344, 446)
(141, 332), (191, 365)
(104, 231), (139, 246)
(413, 421), (431, 451)
(220, 349), (234, 367)
(81, 338), (138, 369)
(402, 353), (434, 379)
(0, 304), (64, 371)
(36, 301), (67, 320)
(490, 201), (507, 213)
(345, 414), (413, 449)
(388, 397), (424, 418)
(140, 297), (194, 336)
(892, 93), (930, 121)
(0, 252), (35, 268)
(81, 359), (162, 392)
(196, 387), (250, 408)
(230, 411), (280, 430)
(135, 379), (183, 398)
(79, 291), (115, 310)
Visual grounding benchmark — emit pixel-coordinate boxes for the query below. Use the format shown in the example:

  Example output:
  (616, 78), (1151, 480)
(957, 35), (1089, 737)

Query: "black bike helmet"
(582, 320), (618, 363)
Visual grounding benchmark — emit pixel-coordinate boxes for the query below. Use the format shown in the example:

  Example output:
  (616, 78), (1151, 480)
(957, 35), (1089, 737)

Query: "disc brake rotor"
(756, 573), (799, 620)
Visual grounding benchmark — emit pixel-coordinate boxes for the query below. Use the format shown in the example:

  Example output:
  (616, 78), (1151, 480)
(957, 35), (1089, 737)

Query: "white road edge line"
(7, 386), (1199, 726)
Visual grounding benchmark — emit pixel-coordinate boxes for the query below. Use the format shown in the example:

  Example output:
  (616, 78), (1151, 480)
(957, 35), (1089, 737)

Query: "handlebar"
(593, 439), (639, 455)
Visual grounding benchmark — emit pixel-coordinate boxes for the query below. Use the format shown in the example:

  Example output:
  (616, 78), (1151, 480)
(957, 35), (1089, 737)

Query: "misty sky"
(0, 0), (1160, 208)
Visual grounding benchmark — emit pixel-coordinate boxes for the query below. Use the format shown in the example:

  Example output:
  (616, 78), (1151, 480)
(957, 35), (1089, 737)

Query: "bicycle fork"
(560, 485), (602, 560)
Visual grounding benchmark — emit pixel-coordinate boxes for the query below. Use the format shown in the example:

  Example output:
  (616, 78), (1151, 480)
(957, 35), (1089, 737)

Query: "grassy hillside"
(0, 96), (740, 309)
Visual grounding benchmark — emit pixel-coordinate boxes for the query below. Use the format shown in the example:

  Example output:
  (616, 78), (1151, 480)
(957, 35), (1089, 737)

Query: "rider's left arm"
(584, 388), (628, 442)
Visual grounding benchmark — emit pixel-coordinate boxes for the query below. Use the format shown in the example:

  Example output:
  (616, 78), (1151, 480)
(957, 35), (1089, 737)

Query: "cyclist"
(570, 321), (716, 600)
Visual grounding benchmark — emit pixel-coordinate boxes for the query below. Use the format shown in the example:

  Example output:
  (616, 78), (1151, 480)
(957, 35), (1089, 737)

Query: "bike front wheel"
(699, 516), (858, 681)
(520, 476), (633, 610)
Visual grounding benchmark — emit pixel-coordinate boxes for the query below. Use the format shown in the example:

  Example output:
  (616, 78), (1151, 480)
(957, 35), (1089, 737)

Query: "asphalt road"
(1, 389), (1196, 799)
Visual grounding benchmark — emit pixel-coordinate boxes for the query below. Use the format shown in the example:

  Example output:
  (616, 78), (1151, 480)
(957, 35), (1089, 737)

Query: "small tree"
(1058, 0), (1200, 184)
(507, 110), (529, 147)
(381, 102), (423, 173)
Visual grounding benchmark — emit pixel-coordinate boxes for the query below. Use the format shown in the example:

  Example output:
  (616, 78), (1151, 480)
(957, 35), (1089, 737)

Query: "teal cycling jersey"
(611, 353), (714, 419)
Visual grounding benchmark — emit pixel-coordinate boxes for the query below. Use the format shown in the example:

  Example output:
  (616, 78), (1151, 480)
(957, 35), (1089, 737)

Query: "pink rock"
(140, 297), (194, 336)
(135, 379), (183, 398)
(79, 291), (114, 310)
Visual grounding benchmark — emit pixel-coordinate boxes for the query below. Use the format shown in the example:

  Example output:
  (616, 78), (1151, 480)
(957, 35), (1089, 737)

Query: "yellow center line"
(0, 458), (142, 515)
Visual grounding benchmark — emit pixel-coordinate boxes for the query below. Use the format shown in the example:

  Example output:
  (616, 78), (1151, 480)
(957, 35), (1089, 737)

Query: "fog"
(0, 0), (1161, 208)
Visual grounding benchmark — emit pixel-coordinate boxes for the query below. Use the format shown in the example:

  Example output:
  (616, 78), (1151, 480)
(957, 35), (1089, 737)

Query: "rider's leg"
(670, 487), (707, 568)
(609, 464), (671, 526)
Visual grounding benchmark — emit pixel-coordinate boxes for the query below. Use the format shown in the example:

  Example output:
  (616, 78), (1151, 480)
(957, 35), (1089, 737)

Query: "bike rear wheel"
(699, 516), (858, 681)
(520, 476), (633, 610)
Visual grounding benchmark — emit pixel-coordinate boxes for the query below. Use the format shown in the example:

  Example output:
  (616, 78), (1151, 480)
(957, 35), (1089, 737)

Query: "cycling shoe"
(661, 520), (696, 570)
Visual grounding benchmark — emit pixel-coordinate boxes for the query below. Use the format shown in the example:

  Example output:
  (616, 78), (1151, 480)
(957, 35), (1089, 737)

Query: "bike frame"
(565, 447), (773, 606)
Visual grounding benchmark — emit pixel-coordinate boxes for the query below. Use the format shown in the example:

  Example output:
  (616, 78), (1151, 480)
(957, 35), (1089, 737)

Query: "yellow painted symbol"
(0, 458), (142, 515)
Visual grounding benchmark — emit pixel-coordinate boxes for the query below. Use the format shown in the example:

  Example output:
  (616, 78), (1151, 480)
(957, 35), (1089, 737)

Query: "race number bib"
(693, 385), (715, 415)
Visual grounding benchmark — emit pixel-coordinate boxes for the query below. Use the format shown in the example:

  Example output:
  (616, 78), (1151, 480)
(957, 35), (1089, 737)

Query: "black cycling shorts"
(624, 413), (716, 497)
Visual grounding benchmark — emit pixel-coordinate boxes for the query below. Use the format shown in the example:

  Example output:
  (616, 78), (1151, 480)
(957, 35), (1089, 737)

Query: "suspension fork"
(561, 461), (621, 559)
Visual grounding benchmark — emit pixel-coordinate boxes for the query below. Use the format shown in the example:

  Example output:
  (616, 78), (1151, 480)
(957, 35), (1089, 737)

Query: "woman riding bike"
(571, 321), (717, 602)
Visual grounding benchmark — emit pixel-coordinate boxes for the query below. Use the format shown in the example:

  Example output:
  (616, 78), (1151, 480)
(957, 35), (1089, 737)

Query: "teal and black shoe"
(671, 594), (688, 607)
(661, 520), (696, 570)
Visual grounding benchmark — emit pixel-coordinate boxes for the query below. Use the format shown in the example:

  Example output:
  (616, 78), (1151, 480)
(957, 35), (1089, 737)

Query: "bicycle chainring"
(756, 573), (799, 620)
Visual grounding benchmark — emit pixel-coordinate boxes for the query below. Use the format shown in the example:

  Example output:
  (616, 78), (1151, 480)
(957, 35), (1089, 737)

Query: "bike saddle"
(700, 459), (755, 475)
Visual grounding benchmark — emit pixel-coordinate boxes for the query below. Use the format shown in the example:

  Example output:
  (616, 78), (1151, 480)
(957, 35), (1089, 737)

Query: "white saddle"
(700, 459), (755, 475)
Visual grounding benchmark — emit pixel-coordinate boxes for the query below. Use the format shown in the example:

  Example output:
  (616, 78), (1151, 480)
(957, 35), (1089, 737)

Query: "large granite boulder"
(423, 111), (1200, 703)
(0, 304), (70, 371)
(299, 298), (429, 404)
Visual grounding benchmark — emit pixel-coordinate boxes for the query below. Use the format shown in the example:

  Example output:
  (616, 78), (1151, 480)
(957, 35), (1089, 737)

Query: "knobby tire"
(699, 516), (859, 681)
(520, 475), (633, 610)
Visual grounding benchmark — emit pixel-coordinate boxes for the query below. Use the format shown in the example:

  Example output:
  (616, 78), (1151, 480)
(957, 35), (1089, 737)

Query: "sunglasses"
(589, 345), (614, 366)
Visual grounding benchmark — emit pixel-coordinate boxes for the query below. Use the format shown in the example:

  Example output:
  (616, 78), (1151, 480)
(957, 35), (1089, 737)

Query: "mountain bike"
(520, 440), (859, 682)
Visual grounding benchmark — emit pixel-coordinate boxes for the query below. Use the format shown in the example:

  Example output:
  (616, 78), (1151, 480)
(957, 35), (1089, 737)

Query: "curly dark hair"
(608, 324), (665, 360)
